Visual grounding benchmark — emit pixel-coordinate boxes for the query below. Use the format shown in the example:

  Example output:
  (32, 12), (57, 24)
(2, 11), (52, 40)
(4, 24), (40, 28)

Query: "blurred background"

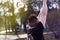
(0, 0), (60, 40)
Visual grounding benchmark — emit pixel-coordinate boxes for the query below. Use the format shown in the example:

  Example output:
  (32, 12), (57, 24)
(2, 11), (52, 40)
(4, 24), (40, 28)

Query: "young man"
(28, 16), (44, 40)
(28, 0), (48, 40)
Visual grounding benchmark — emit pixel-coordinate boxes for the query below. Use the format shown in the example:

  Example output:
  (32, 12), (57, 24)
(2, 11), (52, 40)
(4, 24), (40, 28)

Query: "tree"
(0, 0), (16, 33)
(0, 17), (4, 31)
(18, 6), (27, 32)
(5, 1), (16, 32)
(0, 2), (8, 33)
(18, 0), (34, 33)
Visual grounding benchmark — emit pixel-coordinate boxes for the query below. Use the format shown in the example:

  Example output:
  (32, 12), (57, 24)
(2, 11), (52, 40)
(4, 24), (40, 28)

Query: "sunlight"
(5, 12), (12, 16)
(24, 5), (28, 11)
(14, 8), (19, 13)
(14, 0), (25, 14)
(0, 8), (4, 16)
(0, 0), (2, 3)
(0, 30), (12, 34)
(18, 2), (24, 8)
(14, 0), (24, 8)
(19, 34), (27, 38)
(14, 0), (20, 8)
(52, 4), (57, 8)
(0, 0), (13, 3)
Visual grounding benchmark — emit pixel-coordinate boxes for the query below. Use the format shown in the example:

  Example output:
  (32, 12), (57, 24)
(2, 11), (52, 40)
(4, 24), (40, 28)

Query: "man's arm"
(37, 0), (48, 27)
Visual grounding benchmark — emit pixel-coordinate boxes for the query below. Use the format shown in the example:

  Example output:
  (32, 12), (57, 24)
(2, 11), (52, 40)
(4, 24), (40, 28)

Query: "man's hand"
(43, 0), (47, 3)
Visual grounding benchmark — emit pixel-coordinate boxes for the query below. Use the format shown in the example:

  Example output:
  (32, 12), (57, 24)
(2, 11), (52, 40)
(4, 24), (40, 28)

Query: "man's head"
(28, 16), (37, 22)
(28, 16), (38, 27)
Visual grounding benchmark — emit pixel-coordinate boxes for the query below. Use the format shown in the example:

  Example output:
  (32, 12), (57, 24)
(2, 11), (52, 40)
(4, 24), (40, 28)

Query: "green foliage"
(18, 0), (34, 24)
(0, 1), (16, 32)
(0, 3), (1, 5)
(25, 0), (34, 22)
(0, 18), (3, 26)
(19, 7), (25, 24)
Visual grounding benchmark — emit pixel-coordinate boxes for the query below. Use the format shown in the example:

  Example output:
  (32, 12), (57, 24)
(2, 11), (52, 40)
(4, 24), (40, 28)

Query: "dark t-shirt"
(29, 22), (44, 40)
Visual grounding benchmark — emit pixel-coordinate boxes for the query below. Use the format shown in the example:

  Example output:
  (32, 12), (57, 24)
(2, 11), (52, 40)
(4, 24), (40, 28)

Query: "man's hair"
(28, 11), (38, 23)
(28, 16), (37, 23)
